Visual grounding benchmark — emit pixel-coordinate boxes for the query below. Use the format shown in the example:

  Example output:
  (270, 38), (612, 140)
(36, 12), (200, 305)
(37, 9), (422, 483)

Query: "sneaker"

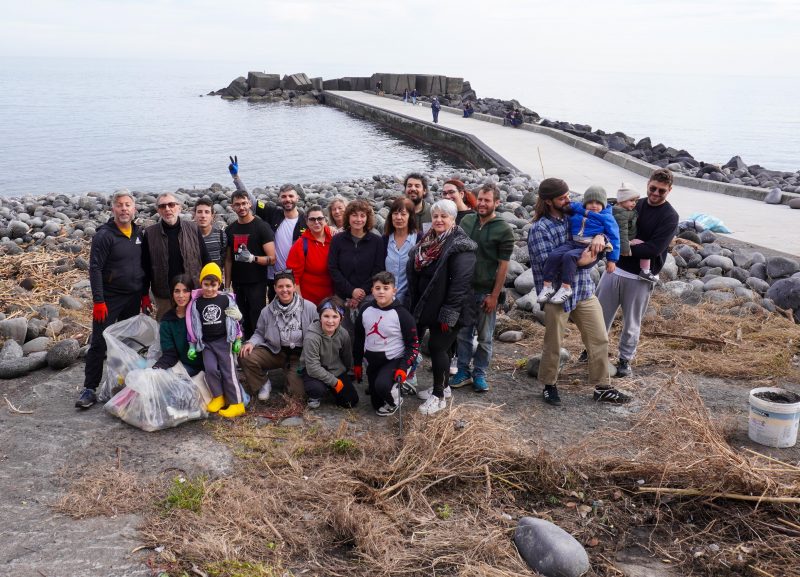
(258, 379), (272, 401)
(614, 358), (632, 378)
(417, 386), (452, 401)
(536, 285), (556, 303)
(594, 387), (632, 404)
(307, 398), (321, 409)
(376, 397), (403, 417)
(75, 388), (97, 409)
(549, 286), (573, 304)
(450, 369), (472, 388)
(577, 349), (588, 363)
(472, 376), (489, 392)
(400, 379), (417, 396)
(418, 395), (447, 415)
(449, 356), (458, 376)
(542, 385), (561, 406)
(639, 270), (659, 284)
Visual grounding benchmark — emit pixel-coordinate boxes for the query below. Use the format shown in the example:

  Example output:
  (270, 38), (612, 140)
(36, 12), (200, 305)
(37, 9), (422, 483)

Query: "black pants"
(233, 281), (267, 341)
(303, 371), (359, 408)
(364, 351), (403, 410)
(419, 324), (460, 397)
(83, 292), (141, 390)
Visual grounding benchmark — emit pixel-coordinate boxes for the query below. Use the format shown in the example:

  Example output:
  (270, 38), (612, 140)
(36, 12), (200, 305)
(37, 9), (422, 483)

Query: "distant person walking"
(411, 88), (418, 105)
(431, 97), (441, 123)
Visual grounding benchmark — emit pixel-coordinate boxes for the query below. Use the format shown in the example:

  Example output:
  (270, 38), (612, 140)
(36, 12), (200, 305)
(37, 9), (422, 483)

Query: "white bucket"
(748, 387), (800, 448)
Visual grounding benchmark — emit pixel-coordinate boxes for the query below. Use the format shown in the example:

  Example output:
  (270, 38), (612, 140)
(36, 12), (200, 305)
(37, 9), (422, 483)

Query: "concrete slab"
(328, 91), (799, 256)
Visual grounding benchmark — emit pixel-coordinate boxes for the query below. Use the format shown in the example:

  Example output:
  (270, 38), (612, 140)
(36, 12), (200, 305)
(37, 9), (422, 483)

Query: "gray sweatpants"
(202, 338), (243, 405)
(595, 272), (654, 361)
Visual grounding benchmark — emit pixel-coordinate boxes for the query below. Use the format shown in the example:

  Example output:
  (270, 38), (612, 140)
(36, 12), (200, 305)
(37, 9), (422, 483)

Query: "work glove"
(228, 155), (238, 177)
(187, 345), (197, 361)
(440, 322), (450, 333)
(393, 369), (407, 384)
(92, 302), (108, 323)
(141, 295), (153, 315)
(235, 244), (255, 263)
(232, 338), (242, 354)
(225, 305), (242, 321)
(332, 379), (344, 394)
(353, 366), (363, 383)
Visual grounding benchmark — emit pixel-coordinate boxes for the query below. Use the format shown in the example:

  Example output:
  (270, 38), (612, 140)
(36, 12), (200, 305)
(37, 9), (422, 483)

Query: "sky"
(2, 0), (799, 81)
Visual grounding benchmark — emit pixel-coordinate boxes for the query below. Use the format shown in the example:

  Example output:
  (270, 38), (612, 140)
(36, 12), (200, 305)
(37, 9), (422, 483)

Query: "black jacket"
(89, 218), (145, 302)
(407, 227), (477, 328)
(328, 231), (385, 299)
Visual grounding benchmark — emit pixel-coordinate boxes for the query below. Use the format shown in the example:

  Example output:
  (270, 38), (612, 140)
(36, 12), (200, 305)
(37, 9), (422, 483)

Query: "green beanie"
(583, 185), (607, 208)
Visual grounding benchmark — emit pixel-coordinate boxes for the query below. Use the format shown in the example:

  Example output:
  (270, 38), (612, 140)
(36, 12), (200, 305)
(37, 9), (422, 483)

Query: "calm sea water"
(1, 58), (798, 197)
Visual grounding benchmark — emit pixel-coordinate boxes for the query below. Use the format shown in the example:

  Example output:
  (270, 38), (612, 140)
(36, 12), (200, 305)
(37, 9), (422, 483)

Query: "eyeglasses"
(648, 185), (669, 195)
(307, 216), (326, 222)
(157, 202), (178, 210)
(442, 189), (459, 196)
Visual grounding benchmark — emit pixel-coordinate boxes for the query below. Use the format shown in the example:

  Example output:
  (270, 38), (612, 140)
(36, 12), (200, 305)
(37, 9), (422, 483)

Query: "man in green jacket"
(452, 182), (514, 392)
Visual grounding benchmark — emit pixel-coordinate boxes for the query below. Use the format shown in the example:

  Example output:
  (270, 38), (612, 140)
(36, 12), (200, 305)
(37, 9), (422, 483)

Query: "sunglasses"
(648, 185), (669, 195)
(157, 202), (179, 209)
(307, 216), (326, 223)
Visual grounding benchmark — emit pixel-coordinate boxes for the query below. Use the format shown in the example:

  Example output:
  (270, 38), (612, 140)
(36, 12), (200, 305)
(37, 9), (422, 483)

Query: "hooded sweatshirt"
(300, 320), (353, 387)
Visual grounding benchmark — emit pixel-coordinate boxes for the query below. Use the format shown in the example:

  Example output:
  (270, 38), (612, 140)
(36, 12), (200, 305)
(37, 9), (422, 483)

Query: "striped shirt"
(202, 226), (227, 272)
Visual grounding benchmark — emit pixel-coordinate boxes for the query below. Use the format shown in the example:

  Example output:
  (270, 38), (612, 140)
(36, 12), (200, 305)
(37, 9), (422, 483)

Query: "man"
(193, 197), (226, 274)
(142, 192), (210, 320)
(453, 182), (514, 392)
(527, 177), (629, 406)
(404, 172), (431, 233)
(596, 168), (679, 377)
(225, 189), (276, 340)
(76, 191), (148, 409)
(431, 97), (441, 124)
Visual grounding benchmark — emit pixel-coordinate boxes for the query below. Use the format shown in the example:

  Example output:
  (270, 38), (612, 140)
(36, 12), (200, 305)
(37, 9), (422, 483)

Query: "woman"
(238, 271), (318, 400)
(326, 196), (347, 234)
(153, 275), (204, 376)
(328, 199), (385, 316)
(383, 196), (418, 307)
(441, 179), (476, 225)
(407, 199), (477, 416)
(286, 205), (334, 305)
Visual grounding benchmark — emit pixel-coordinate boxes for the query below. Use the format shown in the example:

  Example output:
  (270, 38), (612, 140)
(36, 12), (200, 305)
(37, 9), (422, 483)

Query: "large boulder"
(703, 277), (742, 291)
(764, 187), (783, 204)
(766, 277), (800, 311)
(700, 254), (734, 272)
(514, 517), (590, 577)
(46, 338), (81, 370)
(514, 269), (535, 295)
(0, 317), (28, 345)
(21, 336), (50, 355)
(0, 351), (47, 379)
(282, 73), (312, 91)
(223, 76), (248, 98)
(789, 198), (800, 209)
(766, 256), (800, 279)
(0, 340), (24, 362)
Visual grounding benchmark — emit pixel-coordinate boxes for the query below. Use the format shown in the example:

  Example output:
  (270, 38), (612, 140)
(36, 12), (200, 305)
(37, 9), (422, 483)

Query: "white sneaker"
(258, 379), (272, 401)
(307, 398), (321, 409)
(417, 386), (452, 401)
(376, 397), (403, 417)
(537, 286), (556, 303)
(549, 286), (573, 304)
(418, 395), (447, 415)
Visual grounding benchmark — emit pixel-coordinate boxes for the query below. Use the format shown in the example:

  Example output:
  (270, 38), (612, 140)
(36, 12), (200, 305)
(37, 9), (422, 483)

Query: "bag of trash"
(104, 367), (208, 432)
(686, 212), (732, 234)
(98, 314), (161, 401)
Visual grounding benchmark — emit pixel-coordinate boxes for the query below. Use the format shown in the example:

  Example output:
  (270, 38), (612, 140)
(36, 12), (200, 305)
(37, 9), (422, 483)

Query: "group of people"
(76, 159), (677, 419)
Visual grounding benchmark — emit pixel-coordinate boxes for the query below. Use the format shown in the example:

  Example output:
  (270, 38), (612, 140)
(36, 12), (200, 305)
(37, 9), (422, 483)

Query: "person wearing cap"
(612, 183), (657, 284)
(527, 178), (630, 406)
(535, 184), (620, 305)
(431, 96), (441, 124)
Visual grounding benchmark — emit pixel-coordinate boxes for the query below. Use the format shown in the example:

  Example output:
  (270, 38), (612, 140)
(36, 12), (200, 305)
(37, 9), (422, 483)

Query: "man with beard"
(404, 172), (431, 234)
(527, 178), (630, 406)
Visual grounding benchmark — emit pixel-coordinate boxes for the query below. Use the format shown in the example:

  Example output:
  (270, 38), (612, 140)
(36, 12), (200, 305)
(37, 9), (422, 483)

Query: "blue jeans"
(456, 293), (496, 379)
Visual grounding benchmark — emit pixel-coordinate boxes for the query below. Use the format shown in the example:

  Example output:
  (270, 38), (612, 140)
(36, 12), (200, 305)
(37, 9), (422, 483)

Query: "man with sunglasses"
(142, 193), (211, 320)
(595, 168), (679, 378)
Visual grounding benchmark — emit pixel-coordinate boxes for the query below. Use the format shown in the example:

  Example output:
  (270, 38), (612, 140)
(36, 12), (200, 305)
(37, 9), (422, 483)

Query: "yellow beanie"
(199, 262), (223, 284)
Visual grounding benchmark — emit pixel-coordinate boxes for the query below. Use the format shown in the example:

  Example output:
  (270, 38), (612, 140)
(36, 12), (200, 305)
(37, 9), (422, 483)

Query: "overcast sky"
(2, 0), (798, 79)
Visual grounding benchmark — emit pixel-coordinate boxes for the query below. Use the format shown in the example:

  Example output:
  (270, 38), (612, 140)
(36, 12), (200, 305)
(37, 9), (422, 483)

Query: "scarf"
(269, 292), (304, 348)
(414, 225), (454, 271)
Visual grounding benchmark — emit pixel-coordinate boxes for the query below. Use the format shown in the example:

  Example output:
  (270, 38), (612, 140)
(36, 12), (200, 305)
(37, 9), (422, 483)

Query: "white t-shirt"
(275, 217), (298, 274)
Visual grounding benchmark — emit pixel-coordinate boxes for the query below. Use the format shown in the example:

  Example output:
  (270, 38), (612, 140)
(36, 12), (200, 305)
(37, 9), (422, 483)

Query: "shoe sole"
(449, 378), (472, 389)
(613, 371), (632, 378)
(473, 385), (489, 393)
(75, 402), (96, 409)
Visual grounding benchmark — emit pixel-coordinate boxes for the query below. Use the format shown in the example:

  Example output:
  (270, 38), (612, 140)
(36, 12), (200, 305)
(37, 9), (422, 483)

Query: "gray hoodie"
(300, 320), (353, 388)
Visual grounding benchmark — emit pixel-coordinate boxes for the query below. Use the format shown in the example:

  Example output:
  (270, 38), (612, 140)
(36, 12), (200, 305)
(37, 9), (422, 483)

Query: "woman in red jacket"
(286, 205), (334, 305)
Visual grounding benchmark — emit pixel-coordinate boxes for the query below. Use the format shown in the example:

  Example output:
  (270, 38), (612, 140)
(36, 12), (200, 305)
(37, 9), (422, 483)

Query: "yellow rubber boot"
(207, 395), (225, 413)
(218, 403), (245, 419)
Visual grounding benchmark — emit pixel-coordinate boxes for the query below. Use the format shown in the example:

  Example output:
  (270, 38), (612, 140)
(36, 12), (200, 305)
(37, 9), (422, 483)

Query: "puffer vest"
(145, 219), (203, 298)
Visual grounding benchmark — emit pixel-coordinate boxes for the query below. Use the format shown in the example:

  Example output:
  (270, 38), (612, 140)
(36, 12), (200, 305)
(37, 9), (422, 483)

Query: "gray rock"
(699, 243), (723, 258)
(515, 290), (540, 314)
(749, 252), (766, 265)
(789, 197), (800, 209)
(26, 318), (47, 340)
(0, 317), (28, 345)
(700, 254), (734, 271)
(1, 240), (23, 255)
(46, 338), (81, 369)
(45, 318), (65, 337)
(677, 230), (701, 244)
(660, 253), (678, 281)
(37, 304), (60, 319)
(761, 298), (777, 312)
(0, 339), (24, 362)
(526, 349), (570, 378)
(505, 260), (526, 285)
(662, 281), (693, 299)
(21, 336), (50, 355)
(0, 351), (47, 379)
(689, 279), (705, 292)
(764, 187), (783, 204)
(498, 330), (524, 343)
(766, 277), (800, 311)
(58, 295), (83, 310)
(729, 266), (750, 283)
(699, 230), (717, 243)
(734, 287), (756, 301)
(746, 277), (770, 294)
(514, 517), (590, 577)
(675, 244), (697, 261)
(749, 262), (767, 280)
(703, 277), (742, 291)
(740, 302), (764, 315)
(766, 256), (800, 279)
(8, 219), (31, 238)
(514, 269), (535, 295)
(279, 416), (304, 427)
(704, 290), (736, 304)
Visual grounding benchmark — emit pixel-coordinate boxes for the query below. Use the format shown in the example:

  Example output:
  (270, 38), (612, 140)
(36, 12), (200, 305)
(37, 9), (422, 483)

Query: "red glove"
(92, 302), (108, 323)
(141, 295), (153, 315)
(333, 379), (344, 394)
(393, 369), (407, 384)
(353, 366), (363, 383)
(440, 322), (450, 333)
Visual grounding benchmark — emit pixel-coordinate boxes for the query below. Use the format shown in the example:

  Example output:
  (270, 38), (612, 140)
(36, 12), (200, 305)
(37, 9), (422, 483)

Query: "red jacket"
(286, 227), (334, 306)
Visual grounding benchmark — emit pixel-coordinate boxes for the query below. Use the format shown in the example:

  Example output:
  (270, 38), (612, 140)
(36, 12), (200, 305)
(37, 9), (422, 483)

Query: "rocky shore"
(2, 169), (799, 380)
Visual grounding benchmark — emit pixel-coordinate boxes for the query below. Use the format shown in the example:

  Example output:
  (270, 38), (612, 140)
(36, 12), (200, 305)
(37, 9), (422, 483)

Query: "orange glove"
(353, 366), (363, 383)
(333, 379), (344, 394)
(92, 302), (108, 323)
(393, 369), (407, 384)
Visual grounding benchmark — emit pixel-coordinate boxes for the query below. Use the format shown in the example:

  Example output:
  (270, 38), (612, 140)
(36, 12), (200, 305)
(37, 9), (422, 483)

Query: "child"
(614, 182), (657, 284)
(186, 263), (245, 418)
(354, 272), (419, 417)
(301, 295), (359, 410)
(537, 185), (621, 304)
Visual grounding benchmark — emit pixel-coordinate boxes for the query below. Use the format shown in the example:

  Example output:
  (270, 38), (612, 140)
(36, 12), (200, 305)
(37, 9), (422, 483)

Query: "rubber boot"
(218, 402), (245, 419)
(207, 395), (225, 413)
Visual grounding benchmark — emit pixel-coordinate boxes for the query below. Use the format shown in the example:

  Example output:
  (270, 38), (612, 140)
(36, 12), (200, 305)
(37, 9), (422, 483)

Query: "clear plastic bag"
(98, 314), (161, 401)
(104, 367), (208, 432)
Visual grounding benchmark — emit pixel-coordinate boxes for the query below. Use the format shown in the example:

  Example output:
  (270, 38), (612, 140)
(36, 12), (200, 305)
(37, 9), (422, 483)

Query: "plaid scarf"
(414, 226), (454, 271)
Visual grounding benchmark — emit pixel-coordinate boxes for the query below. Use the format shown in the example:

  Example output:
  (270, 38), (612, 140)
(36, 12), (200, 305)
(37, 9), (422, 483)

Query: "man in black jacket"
(76, 190), (147, 409)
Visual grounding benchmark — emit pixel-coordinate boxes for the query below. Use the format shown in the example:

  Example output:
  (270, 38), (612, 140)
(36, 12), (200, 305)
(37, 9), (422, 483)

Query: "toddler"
(613, 182), (657, 284)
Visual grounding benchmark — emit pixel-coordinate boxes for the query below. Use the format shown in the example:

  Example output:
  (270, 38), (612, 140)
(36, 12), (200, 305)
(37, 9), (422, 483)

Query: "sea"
(1, 58), (798, 198)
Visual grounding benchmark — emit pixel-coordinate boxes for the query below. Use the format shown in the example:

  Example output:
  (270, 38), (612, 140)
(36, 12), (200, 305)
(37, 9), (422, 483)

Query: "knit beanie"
(616, 182), (640, 203)
(583, 185), (607, 208)
(537, 178), (570, 200)
(199, 262), (223, 284)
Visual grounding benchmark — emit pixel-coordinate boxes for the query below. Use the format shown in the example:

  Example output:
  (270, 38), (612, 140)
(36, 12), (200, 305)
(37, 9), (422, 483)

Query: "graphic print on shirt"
(366, 316), (387, 340)
(232, 234), (250, 253)
(202, 303), (222, 324)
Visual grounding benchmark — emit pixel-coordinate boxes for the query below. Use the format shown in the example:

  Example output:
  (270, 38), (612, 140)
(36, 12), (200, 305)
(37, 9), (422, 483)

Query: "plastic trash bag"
(686, 212), (732, 234)
(104, 367), (208, 432)
(98, 314), (161, 401)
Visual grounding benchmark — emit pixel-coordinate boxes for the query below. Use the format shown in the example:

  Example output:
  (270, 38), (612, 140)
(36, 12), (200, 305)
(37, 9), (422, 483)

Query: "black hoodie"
(89, 218), (145, 302)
